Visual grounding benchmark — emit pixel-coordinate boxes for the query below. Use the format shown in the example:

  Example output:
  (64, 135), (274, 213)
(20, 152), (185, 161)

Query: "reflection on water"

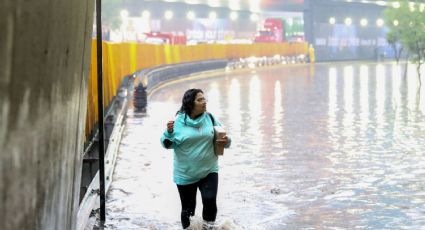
(102, 63), (425, 229)
(359, 65), (369, 132)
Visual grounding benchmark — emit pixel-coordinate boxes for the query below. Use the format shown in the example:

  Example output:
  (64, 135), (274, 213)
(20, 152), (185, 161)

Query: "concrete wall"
(0, 1), (94, 229)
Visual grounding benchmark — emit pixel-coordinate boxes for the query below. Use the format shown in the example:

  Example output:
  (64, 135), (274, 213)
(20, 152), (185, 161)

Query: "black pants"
(177, 173), (218, 229)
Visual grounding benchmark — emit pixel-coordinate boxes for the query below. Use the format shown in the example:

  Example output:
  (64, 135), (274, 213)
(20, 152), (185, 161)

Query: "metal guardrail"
(76, 107), (126, 230)
(143, 59), (228, 91)
(77, 76), (134, 230)
(132, 56), (308, 111)
(133, 59), (228, 111)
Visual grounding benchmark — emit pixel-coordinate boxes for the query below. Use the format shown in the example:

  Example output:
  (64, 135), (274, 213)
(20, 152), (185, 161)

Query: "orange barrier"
(85, 41), (308, 138)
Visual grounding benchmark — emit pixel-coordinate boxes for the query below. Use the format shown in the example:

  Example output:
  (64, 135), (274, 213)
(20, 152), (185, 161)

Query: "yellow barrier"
(85, 41), (308, 138)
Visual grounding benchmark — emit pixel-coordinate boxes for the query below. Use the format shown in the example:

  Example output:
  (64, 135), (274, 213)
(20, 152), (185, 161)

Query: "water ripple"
(98, 63), (425, 229)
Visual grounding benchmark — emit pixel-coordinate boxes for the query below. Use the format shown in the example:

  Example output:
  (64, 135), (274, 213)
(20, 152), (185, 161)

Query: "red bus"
(254, 18), (285, 43)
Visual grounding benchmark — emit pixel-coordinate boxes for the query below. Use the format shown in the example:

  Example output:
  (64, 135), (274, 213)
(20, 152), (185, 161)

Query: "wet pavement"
(98, 62), (425, 229)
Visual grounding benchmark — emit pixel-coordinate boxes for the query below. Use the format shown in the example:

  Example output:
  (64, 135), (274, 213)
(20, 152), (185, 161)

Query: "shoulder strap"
(207, 112), (215, 126)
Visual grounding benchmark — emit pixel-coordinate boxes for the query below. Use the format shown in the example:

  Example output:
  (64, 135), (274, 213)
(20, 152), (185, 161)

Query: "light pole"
(95, 0), (106, 222)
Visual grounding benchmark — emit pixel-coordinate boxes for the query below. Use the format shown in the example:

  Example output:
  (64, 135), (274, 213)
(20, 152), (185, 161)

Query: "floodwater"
(98, 62), (425, 229)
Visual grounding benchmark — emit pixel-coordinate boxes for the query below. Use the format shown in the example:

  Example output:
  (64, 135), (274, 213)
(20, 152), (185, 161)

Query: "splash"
(187, 216), (243, 230)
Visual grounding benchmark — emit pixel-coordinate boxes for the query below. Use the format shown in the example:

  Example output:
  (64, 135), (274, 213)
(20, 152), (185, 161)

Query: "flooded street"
(102, 62), (425, 229)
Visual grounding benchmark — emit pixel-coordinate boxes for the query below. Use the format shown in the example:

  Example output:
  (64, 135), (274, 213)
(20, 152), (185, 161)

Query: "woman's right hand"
(167, 121), (174, 133)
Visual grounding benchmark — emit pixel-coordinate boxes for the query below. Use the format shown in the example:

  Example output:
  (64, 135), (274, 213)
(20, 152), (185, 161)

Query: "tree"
(386, 27), (403, 63)
(384, 0), (425, 85)
(102, 0), (124, 30)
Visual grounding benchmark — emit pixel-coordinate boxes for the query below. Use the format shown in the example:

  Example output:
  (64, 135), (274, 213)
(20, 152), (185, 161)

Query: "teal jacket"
(160, 112), (231, 185)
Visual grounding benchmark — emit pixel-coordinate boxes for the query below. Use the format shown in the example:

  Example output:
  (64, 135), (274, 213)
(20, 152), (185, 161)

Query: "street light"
(230, 11), (238, 21)
(393, 20), (399, 26)
(142, 10), (150, 19)
(209, 12), (217, 20)
(376, 1), (386, 6)
(360, 18), (368, 27)
(376, 18), (384, 27)
(120, 10), (129, 19)
(409, 2), (415, 12)
(392, 2), (400, 8)
(345, 17), (352, 26)
(250, 13), (259, 22)
(164, 10), (173, 20)
(329, 17), (336, 25)
(187, 11), (195, 20)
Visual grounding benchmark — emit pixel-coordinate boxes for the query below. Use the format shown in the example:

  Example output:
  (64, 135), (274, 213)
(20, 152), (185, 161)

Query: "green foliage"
(102, 0), (124, 30)
(384, 0), (425, 68)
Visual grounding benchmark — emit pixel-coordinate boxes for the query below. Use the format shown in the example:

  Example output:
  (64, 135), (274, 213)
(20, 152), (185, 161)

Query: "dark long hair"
(178, 89), (203, 123)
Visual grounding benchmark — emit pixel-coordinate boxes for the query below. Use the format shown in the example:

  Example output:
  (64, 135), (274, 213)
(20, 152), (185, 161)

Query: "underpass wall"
(0, 1), (94, 229)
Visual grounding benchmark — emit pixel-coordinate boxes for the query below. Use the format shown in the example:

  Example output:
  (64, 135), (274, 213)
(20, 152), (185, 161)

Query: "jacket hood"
(177, 112), (207, 128)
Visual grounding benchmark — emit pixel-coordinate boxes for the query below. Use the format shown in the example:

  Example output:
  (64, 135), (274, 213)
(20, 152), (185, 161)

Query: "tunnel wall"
(0, 0), (94, 229)
(86, 41), (309, 137)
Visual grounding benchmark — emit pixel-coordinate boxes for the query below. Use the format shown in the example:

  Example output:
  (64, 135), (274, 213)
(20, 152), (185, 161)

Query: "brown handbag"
(208, 113), (226, 156)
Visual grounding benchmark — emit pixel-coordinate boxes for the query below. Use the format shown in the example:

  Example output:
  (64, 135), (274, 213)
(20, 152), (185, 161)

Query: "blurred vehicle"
(145, 37), (166, 45)
(254, 18), (285, 43)
(287, 35), (305, 42)
(186, 40), (199, 45)
(144, 32), (187, 45)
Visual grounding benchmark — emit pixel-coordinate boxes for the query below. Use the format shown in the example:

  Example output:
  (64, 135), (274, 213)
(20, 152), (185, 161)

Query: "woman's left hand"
(216, 136), (229, 146)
